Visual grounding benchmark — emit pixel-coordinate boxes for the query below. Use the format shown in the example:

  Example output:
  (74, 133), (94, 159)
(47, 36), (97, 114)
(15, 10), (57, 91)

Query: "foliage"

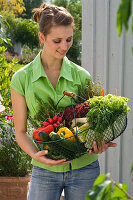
(4, 50), (37, 65)
(51, 0), (82, 64)
(0, 16), (16, 107)
(28, 95), (56, 129)
(23, 0), (43, 19)
(0, 45), (16, 107)
(0, 108), (32, 177)
(117, 0), (133, 53)
(51, 0), (68, 8)
(85, 173), (133, 200)
(1, 13), (39, 50)
(131, 163), (133, 174)
(78, 79), (104, 102)
(0, 15), (11, 45)
(86, 94), (130, 133)
(117, 0), (132, 36)
(0, 0), (26, 17)
(15, 18), (39, 48)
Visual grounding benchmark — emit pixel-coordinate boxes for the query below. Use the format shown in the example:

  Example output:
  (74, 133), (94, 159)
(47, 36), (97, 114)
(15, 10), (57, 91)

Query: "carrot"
(100, 88), (105, 96)
(78, 122), (89, 129)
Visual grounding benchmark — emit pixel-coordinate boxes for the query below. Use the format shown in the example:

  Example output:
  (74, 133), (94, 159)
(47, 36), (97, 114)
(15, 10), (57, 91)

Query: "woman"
(11, 3), (117, 200)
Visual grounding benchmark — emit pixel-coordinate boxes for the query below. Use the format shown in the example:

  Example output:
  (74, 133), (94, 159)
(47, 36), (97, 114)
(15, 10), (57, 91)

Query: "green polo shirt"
(10, 52), (98, 172)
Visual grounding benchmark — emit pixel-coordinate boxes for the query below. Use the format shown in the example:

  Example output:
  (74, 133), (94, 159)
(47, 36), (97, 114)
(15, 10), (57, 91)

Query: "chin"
(55, 54), (66, 59)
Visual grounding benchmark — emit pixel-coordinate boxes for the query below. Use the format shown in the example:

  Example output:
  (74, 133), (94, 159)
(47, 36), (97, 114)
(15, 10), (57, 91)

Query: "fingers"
(93, 140), (105, 154)
(89, 140), (117, 155)
(37, 150), (49, 156)
(89, 141), (98, 155)
(108, 142), (117, 147)
(33, 150), (71, 166)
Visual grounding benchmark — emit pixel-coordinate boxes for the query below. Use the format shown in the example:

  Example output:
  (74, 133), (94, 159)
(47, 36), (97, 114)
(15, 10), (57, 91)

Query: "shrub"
(1, 12), (39, 50)
(4, 51), (37, 65)
(0, 46), (15, 107)
(0, 108), (33, 177)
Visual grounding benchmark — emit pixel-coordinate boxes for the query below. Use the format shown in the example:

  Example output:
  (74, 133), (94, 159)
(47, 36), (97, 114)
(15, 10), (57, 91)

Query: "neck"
(41, 50), (63, 71)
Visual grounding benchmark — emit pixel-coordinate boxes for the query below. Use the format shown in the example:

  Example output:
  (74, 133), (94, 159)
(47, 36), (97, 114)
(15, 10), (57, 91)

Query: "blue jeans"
(28, 160), (100, 200)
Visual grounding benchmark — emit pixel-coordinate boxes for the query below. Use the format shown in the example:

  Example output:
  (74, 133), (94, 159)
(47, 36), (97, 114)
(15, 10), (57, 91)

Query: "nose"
(61, 41), (68, 51)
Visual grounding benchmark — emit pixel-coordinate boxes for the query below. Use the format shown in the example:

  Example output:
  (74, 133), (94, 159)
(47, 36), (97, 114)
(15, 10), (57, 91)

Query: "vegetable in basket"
(86, 94), (130, 133)
(49, 132), (87, 154)
(82, 94), (130, 149)
(33, 124), (54, 141)
(57, 127), (76, 142)
(32, 91), (130, 159)
(38, 131), (76, 160)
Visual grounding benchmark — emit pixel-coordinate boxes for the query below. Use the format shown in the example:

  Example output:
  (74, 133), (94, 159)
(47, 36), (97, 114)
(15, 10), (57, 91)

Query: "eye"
(53, 40), (61, 44)
(66, 38), (72, 43)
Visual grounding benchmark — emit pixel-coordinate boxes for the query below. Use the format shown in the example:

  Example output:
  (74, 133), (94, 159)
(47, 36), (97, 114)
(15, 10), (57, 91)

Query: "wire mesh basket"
(85, 112), (127, 149)
(33, 91), (128, 161)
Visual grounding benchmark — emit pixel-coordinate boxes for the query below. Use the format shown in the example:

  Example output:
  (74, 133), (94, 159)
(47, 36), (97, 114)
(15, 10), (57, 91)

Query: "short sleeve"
(79, 67), (93, 87)
(10, 70), (26, 96)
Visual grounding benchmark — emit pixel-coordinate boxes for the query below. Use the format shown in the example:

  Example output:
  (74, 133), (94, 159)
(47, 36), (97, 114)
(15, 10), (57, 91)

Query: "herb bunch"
(78, 78), (104, 102)
(86, 94), (130, 134)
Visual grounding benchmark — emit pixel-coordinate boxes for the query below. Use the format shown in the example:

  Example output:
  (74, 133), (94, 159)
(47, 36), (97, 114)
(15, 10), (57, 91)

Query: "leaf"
(94, 174), (107, 186)
(131, 163), (133, 174)
(117, 0), (132, 37)
(85, 180), (112, 200)
(112, 183), (128, 199)
(132, 15), (133, 32)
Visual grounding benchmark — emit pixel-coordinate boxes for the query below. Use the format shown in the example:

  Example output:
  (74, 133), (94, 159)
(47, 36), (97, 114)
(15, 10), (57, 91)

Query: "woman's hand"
(89, 140), (117, 155)
(33, 150), (71, 166)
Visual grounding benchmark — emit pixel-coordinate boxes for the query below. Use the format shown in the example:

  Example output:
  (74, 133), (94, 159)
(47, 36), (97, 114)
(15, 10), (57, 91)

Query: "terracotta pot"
(0, 176), (30, 200)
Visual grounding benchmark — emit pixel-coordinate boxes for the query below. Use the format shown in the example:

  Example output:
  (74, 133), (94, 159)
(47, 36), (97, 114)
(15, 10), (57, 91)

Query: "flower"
(5, 115), (14, 120)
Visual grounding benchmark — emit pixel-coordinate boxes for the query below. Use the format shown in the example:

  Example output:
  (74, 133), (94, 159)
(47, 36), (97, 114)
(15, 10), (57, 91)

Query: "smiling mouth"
(57, 51), (67, 55)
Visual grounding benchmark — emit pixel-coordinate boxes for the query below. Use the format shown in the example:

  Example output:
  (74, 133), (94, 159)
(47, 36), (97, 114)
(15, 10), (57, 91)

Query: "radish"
(53, 115), (58, 122)
(53, 123), (58, 127)
(42, 121), (50, 127)
(48, 115), (54, 124)
(56, 121), (60, 125)
(58, 116), (63, 123)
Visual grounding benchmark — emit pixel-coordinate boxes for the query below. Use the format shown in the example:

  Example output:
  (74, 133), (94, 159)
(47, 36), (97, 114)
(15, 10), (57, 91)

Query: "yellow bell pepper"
(57, 127), (75, 142)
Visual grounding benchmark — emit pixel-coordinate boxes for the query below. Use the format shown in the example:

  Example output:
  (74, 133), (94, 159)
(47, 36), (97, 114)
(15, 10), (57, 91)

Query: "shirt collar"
(32, 52), (47, 83)
(32, 52), (73, 82)
(59, 56), (73, 81)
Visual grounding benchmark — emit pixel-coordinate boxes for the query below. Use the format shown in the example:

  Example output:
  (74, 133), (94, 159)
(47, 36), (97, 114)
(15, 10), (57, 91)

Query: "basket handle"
(63, 91), (77, 98)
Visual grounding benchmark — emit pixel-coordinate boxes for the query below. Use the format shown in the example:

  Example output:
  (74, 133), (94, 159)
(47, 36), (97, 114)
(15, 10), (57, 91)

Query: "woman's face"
(39, 25), (73, 59)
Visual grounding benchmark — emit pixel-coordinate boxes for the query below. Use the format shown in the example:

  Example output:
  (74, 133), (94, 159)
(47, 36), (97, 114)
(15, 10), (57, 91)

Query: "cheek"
(68, 41), (73, 48)
(46, 42), (58, 51)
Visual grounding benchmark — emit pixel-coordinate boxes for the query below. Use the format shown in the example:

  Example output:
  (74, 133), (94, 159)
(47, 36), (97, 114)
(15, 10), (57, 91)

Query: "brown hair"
(32, 3), (74, 36)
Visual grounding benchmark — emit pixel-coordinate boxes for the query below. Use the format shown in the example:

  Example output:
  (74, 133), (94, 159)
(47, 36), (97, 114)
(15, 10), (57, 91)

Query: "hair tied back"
(32, 3), (48, 23)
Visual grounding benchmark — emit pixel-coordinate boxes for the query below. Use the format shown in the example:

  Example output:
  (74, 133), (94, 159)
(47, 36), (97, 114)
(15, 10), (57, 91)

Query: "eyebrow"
(52, 36), (73, 40)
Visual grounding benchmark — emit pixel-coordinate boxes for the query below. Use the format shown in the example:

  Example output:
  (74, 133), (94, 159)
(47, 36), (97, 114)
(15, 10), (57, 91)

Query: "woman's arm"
(11, 88), (71, 166)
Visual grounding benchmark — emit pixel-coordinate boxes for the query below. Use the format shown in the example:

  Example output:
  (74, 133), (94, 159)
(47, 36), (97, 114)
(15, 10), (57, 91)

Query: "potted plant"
(0, 107), (32, 200)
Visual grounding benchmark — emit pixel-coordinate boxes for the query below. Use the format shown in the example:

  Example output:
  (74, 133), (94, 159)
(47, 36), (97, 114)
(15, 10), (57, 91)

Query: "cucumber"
(38, 131), (76, 160)
(38, 131), (51, 142)
(46, 143), (76, 161)
(49, 132), (87, 153)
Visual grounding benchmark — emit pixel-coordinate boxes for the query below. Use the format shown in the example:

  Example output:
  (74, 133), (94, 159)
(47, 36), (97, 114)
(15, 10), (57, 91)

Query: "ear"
(38, 32), (46, 44)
